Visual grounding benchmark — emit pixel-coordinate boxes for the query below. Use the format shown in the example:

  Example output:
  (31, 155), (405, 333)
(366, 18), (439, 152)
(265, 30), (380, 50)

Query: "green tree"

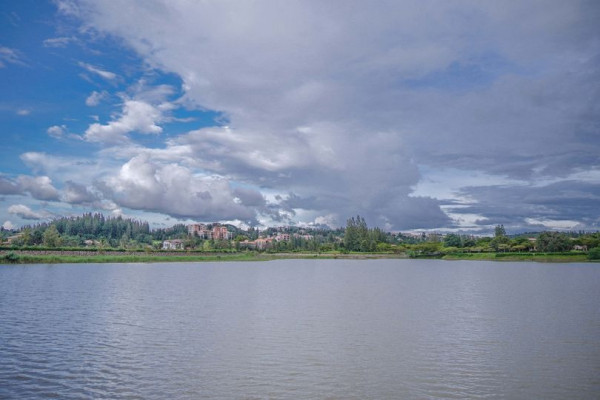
(43, 225), (62, 248)
(491, 224), (509, 251)
(444, 234), (462, 248)
(537, 231), (572, 252)
(344, 216), (360, 251)
(588, 247), (600, 260)
(21, 228), (33, 246)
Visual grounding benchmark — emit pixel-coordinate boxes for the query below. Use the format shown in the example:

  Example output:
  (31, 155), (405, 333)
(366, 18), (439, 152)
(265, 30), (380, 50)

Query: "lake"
(0, 259), (598, 399)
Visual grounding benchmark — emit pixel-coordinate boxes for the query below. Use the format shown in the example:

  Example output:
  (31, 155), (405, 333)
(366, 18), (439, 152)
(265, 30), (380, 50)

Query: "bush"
(2, 252), (20, 263)
(588, 247), (600, 260)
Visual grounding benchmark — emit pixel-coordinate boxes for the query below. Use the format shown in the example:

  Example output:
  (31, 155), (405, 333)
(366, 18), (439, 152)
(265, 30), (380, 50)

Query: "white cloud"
(17, 176), (60, 201)
(101, 155), (258, 221)
(84, 100), (164, 143)
(85, 90), (108, 106)
(16, 109), (31, 116)
(43, 36), (76, 48)
(47, 125), (67, 138)
(0, 174), (61, 202)
(0, 46), (24, 68)
(19, 152), (118, 190)
(78, 61), (117, 80)
(8, 204), (49, 220)
(2, 220), (15, 230)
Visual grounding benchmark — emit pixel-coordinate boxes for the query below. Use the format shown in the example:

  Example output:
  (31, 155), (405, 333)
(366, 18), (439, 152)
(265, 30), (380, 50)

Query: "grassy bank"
(441, 252), (589, 262)
(0, 250), (404, 264)
(0, 251), (276, 264)
(0, 249), (593, 264)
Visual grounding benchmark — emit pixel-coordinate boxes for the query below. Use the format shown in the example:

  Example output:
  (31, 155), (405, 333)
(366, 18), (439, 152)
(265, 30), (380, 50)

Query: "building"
(162, 239), (185, 250)
(212, 225), (233, 240)
(254, 238), (273, 250)
(274, 233), (291, 242)
(188, 224), (212, 239)
(239, 238), (272, 250)
(188, 223), (232, 240)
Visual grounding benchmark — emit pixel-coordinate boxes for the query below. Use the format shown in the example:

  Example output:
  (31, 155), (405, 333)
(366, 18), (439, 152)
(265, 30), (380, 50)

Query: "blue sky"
(1, 1), (599, 233)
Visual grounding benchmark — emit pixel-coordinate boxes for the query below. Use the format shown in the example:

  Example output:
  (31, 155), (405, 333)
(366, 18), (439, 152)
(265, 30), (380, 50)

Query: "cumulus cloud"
(101, 155), (259, 221)
(56, 0), (600, 230)
(62, 181), (99, 204)
(8, 204), (50, 220)
(0, 175), (60, 201)
(84, 100), (164, 143)
(17, 176), (60, 201)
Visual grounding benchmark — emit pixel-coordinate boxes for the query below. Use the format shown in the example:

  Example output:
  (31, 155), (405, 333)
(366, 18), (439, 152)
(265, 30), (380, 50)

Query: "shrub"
(2, 252), (20, 263)
(588, 247), (600, 260)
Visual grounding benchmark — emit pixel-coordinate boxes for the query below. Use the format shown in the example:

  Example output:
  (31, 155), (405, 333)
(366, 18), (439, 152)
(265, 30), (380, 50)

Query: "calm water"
(0, 259), (599, 399)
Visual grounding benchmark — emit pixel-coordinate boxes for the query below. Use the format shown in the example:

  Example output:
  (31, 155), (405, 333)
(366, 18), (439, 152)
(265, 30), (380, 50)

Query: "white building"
(162, 239), (185, 250)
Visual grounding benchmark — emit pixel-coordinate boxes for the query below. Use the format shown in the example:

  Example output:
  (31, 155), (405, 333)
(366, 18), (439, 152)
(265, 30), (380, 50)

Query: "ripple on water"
(1, 260), (599, 399)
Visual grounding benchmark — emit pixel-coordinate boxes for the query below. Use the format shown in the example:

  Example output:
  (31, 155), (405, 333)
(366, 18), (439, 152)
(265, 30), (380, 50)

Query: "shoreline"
(0, 249), (593, 264)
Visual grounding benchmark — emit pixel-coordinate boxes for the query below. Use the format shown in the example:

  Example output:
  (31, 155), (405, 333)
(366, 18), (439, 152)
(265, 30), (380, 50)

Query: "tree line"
(1, 213), (599, 257)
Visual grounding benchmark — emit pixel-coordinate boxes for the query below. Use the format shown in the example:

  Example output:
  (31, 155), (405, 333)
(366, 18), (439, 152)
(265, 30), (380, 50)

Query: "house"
(573, 245), (588, 251)
(528, 237), (537, 251)
(239, 237), (272, 250)
(254, 237), (273, 250)
(162, 239), (185, 250)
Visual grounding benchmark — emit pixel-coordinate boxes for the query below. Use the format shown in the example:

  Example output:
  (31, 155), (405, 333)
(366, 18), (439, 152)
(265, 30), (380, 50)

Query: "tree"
(588, 247), (600, 260)
(444, 234), (462, 248)
(21, 228), (33, 246)
(491, 224), (509, 251)
(494, 224), (506, 238)
(344, 216), (360, 251)
(536, 231), (572, 252)
(43, 225), (62, 248)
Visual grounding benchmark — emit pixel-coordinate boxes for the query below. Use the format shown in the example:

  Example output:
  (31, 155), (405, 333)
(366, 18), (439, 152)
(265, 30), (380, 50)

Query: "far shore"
(0, 249), (594, 264)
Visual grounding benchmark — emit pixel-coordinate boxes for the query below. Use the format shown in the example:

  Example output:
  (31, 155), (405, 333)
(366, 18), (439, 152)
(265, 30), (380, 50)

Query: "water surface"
(1, 259), (599, 399)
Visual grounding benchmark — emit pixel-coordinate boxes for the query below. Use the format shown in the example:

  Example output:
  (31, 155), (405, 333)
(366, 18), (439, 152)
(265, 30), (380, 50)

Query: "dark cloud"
(452, 180), (600, 231)
(0, 176), (21, 195)
(0, 175), (60, 201)
(63, 181), (99, 204)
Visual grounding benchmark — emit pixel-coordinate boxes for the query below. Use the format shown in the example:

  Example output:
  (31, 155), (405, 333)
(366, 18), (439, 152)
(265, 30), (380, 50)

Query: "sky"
(1, 0), (599, 233)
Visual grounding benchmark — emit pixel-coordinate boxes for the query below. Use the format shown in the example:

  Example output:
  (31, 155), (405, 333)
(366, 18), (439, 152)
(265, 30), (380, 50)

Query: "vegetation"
(589, 247), (600, 260)
(1, 213), (599, 264)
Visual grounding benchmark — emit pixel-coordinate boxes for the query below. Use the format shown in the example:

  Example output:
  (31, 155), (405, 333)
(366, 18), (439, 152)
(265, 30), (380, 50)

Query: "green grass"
(441, 252), (589, 262)
(0, 252), (274, 264)
(0, 250), (593, 265)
